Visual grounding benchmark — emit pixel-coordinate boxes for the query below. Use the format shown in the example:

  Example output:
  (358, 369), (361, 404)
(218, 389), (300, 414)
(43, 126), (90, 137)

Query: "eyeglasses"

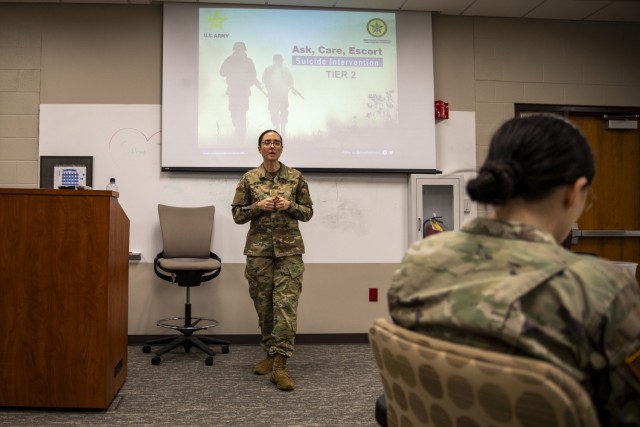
(584, 187), (596, 212)
(261, 140), (282, 147)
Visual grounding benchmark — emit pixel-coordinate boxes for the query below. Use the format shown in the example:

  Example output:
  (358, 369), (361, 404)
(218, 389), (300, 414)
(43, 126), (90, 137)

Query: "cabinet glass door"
(409, 175), (463, 244)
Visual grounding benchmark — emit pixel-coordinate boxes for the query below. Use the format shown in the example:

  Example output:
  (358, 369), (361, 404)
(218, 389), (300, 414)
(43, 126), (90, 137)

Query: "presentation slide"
(162, 4), (436, 172)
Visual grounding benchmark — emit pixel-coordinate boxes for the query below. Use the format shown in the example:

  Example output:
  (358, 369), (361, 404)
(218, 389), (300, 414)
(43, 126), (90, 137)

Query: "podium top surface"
(0, 188), (118, 198)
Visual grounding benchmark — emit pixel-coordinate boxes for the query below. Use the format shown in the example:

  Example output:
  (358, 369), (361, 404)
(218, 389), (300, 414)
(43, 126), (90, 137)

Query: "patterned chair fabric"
(369, 318), (601, 427)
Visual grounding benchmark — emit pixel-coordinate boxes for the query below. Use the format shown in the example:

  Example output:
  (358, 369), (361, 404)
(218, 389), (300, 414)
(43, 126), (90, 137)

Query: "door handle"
(575, 230), (640, 237)
(571, 224), (640, 244)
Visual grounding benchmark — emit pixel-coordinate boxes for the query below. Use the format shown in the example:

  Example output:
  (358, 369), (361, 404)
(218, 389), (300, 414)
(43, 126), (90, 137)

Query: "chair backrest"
(369, 318), (601, 427)
(158, 205), (215, 259)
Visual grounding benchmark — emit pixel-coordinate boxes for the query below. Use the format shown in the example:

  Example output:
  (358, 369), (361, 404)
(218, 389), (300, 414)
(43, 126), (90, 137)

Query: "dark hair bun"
(466, 160), (519, 204)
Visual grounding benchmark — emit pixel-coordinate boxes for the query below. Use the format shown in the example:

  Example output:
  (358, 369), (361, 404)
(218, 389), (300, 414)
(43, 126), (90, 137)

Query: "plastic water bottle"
(106, 178), (119, 192)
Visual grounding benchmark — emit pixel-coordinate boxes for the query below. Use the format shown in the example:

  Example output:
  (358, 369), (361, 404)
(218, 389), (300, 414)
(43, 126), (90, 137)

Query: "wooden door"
(569, 115), (640, 283)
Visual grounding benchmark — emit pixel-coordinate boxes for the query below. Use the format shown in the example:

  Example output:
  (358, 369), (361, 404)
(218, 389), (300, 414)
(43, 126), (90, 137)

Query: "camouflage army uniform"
(232, 163), (313, 357)
(388, 217), (640, 426)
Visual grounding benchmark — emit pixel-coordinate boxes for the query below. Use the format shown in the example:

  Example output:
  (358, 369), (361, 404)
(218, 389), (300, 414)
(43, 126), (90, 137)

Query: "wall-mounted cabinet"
(408, 174), (464, 244)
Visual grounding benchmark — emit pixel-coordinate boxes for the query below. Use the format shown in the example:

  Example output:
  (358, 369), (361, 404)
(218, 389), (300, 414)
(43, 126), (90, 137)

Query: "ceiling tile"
(464, 0), (544, 18)
(0, 0), (60, 3)
(335, 0), (405, 10)
(266, 0), (337, 7)
(401, 0), (475, 14)
(0, 0), (637, 22)
(587, 1), (640, 22)
(197, 0), (266, 4)
(526, 0), (609, 20)
(61, 0), (128, 3)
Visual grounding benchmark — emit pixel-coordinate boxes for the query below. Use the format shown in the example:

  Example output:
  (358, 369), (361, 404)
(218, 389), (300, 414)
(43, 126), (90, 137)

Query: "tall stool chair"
(142, 204), (230, 366)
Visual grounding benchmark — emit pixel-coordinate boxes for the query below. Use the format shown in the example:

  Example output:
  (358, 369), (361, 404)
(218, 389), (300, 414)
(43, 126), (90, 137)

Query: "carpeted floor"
(0, 343), (383, 426)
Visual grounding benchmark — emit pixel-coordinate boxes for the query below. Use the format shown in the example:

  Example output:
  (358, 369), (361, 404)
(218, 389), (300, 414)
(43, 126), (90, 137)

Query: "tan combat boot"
(253, 354), (275, 375)
(270, 354), (295, 391)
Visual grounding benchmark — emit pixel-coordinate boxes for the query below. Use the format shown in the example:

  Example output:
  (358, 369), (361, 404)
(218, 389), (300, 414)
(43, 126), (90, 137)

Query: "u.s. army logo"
(367, 18), (387, 38)
(207, 10), (226, 30)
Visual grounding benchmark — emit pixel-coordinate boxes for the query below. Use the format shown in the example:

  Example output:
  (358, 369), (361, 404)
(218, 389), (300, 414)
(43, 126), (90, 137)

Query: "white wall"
(9, 6), (638, 335)
(39, 104), (476, 334)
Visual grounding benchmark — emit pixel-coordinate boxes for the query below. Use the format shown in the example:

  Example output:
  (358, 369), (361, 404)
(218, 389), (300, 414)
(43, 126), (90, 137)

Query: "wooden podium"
(0, 189), (130, 409)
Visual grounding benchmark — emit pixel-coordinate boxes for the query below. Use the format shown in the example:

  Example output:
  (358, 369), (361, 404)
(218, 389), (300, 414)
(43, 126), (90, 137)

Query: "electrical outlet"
(369, 288), (378, 302)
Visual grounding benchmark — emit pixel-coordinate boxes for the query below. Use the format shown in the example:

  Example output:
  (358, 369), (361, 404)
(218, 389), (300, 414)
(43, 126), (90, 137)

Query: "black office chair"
(142, 204), (230, 366)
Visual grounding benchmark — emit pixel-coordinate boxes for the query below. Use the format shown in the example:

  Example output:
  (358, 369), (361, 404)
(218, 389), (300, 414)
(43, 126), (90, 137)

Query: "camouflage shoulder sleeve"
(231, 171), (261, 224)
(286, 169), (313, 222)
(565, 256), (640, 425)
(600, 271), (640, 425)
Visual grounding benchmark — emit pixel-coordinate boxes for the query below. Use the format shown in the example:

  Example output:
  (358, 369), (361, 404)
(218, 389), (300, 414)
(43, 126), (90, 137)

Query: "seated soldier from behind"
(388, 115), (640, 426)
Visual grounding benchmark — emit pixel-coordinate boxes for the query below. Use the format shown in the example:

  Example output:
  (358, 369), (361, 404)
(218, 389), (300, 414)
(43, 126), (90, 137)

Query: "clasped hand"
(259, 195), (290, 211)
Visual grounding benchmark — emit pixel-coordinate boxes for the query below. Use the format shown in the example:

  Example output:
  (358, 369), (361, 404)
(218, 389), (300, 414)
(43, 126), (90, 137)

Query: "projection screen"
(162, 4), (436, 172)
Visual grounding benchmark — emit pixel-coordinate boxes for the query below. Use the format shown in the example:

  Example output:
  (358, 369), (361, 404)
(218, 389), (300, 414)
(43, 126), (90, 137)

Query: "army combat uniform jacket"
(231, 163), (313, 257)
(388, 218), (640, 426)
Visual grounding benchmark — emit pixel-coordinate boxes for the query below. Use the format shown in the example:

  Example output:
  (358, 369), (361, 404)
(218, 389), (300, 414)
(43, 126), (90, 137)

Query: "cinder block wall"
(433, 16), (640, 216)
(1, 6), (640, 334)
(471, 18), (640, 166)
(2, 8), (640, 191)
(0, 12), (40, 188)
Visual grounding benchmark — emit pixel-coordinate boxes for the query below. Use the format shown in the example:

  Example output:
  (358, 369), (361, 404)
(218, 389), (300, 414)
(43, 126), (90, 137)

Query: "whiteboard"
(39, 104), (410, 264)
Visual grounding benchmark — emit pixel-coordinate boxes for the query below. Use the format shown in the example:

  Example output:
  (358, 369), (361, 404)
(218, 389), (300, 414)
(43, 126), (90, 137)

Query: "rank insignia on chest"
(626, 349), (640, 381)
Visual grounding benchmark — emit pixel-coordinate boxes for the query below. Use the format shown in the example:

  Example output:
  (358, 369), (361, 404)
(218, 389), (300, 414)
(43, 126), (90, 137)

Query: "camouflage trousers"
(245, 255), (304, 358)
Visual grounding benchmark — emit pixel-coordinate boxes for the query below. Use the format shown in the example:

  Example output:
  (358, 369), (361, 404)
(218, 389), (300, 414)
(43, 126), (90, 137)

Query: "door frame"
(514, 103), (640, 281)
(515, 103), (640, 119)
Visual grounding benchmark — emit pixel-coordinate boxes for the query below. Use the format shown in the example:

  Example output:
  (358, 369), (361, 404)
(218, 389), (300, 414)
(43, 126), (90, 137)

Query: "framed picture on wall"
(39, 156), (93, 189)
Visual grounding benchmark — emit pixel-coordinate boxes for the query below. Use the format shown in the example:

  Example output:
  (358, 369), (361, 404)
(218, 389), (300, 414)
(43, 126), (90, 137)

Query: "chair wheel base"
(143, 334), (231, 365)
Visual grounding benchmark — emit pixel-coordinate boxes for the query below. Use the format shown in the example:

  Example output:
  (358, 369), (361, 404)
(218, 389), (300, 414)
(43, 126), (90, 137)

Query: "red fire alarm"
(435, 100), (449, 119)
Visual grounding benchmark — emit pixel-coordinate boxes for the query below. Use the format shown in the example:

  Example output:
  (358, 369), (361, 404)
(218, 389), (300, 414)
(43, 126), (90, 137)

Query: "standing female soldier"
(232, 129), (313, 391)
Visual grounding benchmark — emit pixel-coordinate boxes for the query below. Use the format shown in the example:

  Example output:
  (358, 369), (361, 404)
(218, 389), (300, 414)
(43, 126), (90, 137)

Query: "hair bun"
(466, 160), (519, 204)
